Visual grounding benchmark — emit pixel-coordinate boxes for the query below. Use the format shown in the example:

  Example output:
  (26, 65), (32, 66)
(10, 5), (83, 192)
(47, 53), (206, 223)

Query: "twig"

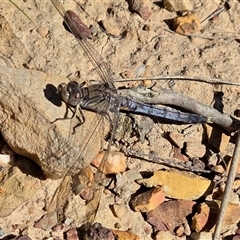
(114, 75), (240, 86)
(127, 150), (211, 174)
(119, 88), (240, 132)
(213, 130), (240, 240)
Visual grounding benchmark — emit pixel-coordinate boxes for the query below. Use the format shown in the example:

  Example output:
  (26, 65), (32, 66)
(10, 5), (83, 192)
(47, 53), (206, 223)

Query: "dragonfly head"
(58, 81), (83, 107)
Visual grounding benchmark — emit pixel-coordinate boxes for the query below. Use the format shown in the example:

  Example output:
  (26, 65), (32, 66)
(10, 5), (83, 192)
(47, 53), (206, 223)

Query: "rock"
(0, 154), (13, 165)
(128, 0), (153, 21)
(66, 228), (78, 240)
(191, 201), (218, 232)
(34, 211), (58, 231)
(36, 27), (49, 38)
(0, 66), (106, 179)
(0, 159), (43, 218)
(112, 204), (129, 218)
(185, 142), (206, 158)
(190, 231), (213, 240)
(92, 151), (127, 174)
(169, 131), (186, 148)
(173, 147), (189, 161)
(233, 235), (240, 240)
(137, 170), (214, 200)
(86, 223), (115, 240)
(205, 125), (230, 152)
(73, 166), (94, 195)
(114, 168), (142, 201)
(173, 13), (200, 35)
(146, 199), (196, 235)
(163, 0), (193, 12)
(236, 227), (240, 234)
(154, 231), (175, 240)
(130, 187), (165, 212)
(191, 201), (240, 232)
(112, 229), (140, 240)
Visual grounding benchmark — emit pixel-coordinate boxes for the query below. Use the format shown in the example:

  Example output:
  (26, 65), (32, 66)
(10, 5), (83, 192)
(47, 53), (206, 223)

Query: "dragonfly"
(48, 0), (208, 234)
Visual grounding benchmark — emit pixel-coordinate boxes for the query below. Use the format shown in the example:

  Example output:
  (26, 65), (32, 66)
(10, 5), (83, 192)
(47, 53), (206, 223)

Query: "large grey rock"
(0, 66), (105, 179)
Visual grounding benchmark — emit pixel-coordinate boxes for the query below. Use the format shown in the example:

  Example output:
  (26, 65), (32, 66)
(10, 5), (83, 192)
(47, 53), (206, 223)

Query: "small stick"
(114, 75), (240, 87)
(213, 130), (240, 239)
(127, 150), (211, 174)
(119, 88), (240, 132)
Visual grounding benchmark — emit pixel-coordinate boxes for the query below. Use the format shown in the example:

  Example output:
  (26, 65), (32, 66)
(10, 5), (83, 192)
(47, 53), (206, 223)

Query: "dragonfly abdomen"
(119, 96), (208, 124)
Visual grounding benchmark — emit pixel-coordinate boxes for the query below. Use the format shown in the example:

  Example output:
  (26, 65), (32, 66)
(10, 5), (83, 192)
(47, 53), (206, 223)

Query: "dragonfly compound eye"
(60, 84), (70, 103)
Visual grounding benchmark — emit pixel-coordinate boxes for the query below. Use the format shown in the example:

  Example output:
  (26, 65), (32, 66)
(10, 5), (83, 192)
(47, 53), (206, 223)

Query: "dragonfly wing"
(50, 0), (115, 89)
(47, 109), (109, 225)
(85, 103), (120, 225)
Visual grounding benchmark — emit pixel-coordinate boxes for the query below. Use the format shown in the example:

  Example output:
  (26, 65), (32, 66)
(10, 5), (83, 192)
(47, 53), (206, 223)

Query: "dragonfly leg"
(72, 104), (85, 134)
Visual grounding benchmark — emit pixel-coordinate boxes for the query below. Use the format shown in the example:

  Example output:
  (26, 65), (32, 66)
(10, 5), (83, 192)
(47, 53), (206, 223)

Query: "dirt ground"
(0, 0), (240, 239)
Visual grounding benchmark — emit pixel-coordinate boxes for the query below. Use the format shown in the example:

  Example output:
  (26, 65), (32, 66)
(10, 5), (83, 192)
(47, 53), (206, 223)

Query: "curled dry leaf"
(92, 151), (126, 174)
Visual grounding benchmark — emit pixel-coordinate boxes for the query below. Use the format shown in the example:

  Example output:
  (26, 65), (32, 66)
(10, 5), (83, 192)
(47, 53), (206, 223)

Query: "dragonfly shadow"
(44, 84), (62, 107)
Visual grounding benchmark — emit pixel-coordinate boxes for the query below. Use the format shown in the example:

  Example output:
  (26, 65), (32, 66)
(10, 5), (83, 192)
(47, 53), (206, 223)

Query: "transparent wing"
(50, 0), (115, 89)
(49, 0), (121, 228)
(47, 105), (108, 223)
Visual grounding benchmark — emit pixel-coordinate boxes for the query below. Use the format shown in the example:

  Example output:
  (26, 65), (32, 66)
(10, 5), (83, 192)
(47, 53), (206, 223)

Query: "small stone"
(163, 0), (193, 12)
(112, 204), (128, 218)
(205, 125), (230, 152)
(146, 200), (195, 234)
(190, 232), (213, 240)
(173, 147), (189, 161)
(191, 201), (218, 232)
(173, 13), (200, 35)
(192, 200), (240, 232)
(212, 165), (225, 174)
(0, 154), (13, 165)
(36, 27), (49, 38)
(114, 222), (121, 229)
(128, 0), (153, 21)
(87, 223), (115, 240)
(137, 170), (214, 200)
(233, 236), (240, 240)
(92, 151), (126, 174)
(131, 187), (165, 212)
(236, 227), (240, 235)
(34, 211), (58, 231)
(169, 131), (186, 148)
(112, 229), (140, 240)
(154, 231), (175, 240)
(185, 142), (206, 158)
(66, 228), (78, 240)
